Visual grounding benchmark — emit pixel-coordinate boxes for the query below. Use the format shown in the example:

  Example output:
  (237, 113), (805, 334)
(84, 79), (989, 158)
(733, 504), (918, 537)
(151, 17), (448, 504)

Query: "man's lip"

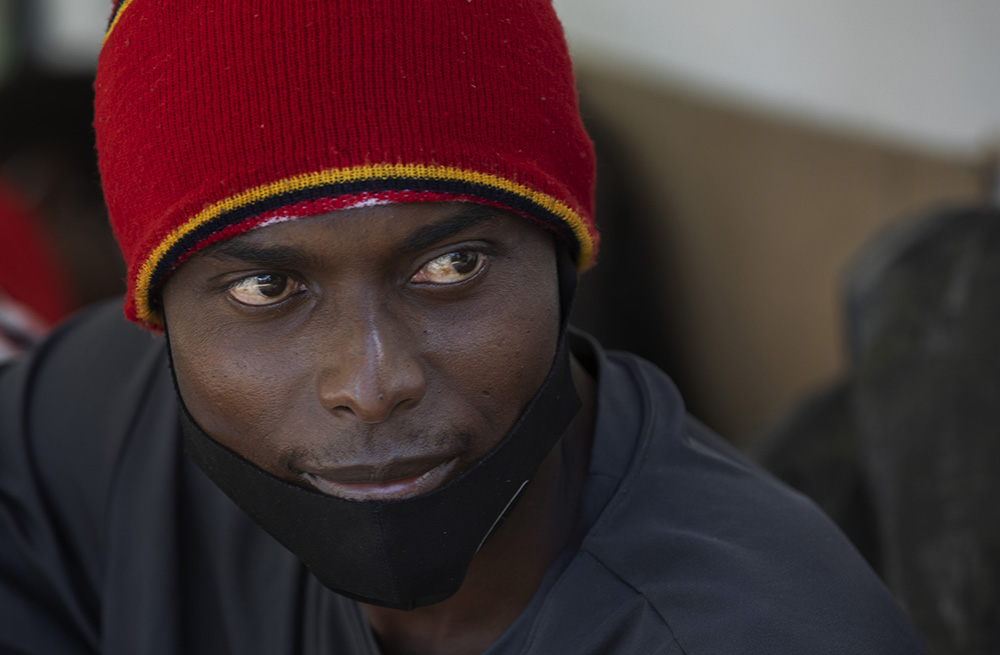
(299, 456), (460, 501)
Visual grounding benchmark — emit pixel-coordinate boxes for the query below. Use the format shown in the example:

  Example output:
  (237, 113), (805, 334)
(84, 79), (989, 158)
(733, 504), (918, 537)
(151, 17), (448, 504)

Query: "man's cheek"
(176, 350), (289, 439)
(427, 291), (556, 358)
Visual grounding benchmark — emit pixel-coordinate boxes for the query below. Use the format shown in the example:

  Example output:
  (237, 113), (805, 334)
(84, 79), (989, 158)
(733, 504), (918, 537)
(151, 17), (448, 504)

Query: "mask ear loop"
(469, 243), (581, 548)
(555, 243), (579, 329)
(160, 308), (187, 411)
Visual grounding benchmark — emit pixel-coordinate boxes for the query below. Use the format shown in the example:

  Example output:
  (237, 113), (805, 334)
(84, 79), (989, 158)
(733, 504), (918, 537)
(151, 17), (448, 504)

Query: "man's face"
(162, 202), (559, 501)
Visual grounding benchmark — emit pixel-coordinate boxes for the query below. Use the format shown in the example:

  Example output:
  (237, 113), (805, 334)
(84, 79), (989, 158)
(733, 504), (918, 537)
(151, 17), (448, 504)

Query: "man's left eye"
(227, 273), (304, 306)
(411, 251), (485, 285)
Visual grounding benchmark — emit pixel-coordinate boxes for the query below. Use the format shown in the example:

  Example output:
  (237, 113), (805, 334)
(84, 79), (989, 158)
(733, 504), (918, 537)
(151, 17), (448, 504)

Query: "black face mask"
(173, 246), (581, 610)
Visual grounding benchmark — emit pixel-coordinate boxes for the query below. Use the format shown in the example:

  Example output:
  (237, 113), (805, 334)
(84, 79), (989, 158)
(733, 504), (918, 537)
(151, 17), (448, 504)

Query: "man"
(0, 1), (925, 653)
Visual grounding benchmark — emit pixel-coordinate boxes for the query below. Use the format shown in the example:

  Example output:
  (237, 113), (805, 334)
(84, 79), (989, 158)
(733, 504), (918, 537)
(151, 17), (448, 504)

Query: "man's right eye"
(227, 274), (303, 306)
(411, 250), (486, 286)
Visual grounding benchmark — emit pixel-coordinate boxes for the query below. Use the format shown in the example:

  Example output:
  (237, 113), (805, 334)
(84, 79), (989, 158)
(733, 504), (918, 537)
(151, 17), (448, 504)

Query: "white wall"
(22, 0), (1000, 158)
(30, 0), (107, 73)
(555, 0), (1000, 157)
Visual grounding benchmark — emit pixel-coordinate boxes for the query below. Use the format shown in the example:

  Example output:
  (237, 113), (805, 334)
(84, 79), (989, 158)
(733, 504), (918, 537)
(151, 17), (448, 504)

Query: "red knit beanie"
(94, 0), (597, 330)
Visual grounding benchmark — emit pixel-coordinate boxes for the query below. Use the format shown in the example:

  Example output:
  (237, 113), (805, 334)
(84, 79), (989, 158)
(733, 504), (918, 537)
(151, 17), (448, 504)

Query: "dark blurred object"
(0, 0), (122, 310)
(571, 98), (682, 395)
(753, 205), (1000, 654)
(751, 382), (881, 570)
(0, 68), (124, 309)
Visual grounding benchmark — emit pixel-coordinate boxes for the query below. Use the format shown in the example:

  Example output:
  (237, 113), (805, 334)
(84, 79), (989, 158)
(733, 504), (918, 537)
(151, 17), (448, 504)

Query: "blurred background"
(0, 0), (120, 357)
(0, 1), (998, 651)
(554, 0), (998, 440)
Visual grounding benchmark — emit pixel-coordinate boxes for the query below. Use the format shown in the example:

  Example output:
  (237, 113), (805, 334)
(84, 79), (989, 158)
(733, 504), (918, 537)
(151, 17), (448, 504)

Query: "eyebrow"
(399, 205), (499, 254)
(204, 241), (322, 270)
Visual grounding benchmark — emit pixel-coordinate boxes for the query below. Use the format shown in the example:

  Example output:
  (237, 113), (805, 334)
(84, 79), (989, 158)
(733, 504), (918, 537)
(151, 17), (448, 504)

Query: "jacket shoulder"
(579, 352), (926, 653)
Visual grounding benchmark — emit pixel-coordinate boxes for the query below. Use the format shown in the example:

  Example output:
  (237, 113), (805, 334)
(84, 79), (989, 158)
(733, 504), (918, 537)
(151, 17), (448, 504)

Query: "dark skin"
(162, 202), (596, 655)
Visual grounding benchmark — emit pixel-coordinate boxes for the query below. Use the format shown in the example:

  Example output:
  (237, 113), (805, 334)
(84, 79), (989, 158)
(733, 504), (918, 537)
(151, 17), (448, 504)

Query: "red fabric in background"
(0, 180), (71, 326)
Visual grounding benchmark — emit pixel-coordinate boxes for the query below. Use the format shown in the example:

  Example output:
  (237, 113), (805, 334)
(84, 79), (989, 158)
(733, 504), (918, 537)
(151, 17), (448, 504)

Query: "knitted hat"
(94, 0), (598, 330)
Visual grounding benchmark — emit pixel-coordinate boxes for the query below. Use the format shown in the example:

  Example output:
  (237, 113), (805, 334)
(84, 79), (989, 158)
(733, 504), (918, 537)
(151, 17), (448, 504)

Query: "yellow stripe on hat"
(133, 163), (594, 327)
(103, 0), (137, 45)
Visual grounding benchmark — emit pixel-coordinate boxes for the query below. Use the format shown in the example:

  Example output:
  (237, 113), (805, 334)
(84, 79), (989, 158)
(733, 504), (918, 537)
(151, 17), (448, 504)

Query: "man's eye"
(412, 251), (485, 285)
(227, 274), (302, 306)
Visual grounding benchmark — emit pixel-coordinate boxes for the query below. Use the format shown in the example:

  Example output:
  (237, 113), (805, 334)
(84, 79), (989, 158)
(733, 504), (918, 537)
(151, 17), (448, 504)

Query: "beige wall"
(578, 65), (989, 440)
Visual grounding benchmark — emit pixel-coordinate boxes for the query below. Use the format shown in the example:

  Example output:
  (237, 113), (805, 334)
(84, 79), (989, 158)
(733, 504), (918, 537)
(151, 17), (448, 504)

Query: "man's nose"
(316, 308), (426, 424)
